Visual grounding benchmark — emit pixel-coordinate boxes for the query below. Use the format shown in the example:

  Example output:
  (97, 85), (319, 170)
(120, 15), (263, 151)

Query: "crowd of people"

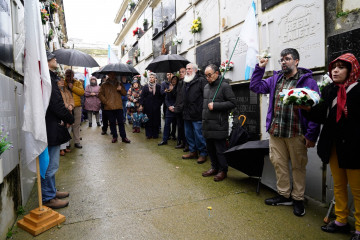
(43, 48), (360, 240)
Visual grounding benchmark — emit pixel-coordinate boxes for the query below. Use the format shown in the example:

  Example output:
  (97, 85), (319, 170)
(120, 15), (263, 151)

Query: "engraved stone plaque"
(196, 37), (221, 72)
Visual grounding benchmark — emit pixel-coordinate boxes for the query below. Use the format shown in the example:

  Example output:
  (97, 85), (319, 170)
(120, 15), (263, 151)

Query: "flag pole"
(36, 156), (44, 211)
(212, 37), (240, 102)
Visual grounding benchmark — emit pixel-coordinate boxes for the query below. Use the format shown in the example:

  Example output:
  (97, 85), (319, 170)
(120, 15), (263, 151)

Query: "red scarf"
(329, 53), (360, 122)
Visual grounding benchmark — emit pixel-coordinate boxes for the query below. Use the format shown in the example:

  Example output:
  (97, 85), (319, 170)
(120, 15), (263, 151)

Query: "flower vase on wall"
(195, 33), (201, 43)
(177, 44), (181, 53)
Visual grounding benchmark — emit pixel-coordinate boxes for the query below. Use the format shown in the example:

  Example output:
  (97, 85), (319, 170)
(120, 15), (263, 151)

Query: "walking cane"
(324, 196), (335, 224)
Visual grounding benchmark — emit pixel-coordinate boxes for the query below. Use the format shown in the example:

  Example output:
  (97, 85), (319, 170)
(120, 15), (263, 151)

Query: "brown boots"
(132, 127), (140, 133)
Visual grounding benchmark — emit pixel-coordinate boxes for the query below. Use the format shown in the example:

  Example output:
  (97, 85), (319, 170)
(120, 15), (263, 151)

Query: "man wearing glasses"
(202, 64), (236, 181)
(250, 48), (320, 217)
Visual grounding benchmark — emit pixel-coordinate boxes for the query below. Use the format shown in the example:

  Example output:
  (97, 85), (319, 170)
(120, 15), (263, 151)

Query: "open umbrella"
(224, 139), (269, 193)
(127, 65), (140, 75)
(91, 67), (106, 79)
(53, 49), (99, 67)
(145, 54), (190, 73)
(97, 63), (133, 76)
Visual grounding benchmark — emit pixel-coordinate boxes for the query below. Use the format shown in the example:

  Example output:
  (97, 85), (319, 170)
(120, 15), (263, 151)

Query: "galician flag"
(239, 0), (259, 80)
(108, 44), (119, 64)
(22, 0), (52, 178)
(84, 67), (89, 87)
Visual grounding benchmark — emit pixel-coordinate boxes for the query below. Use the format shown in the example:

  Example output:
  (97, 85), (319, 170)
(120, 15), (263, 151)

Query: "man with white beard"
(181, 63), (208, 164)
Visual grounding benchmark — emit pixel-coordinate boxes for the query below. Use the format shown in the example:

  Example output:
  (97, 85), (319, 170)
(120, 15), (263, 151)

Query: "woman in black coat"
(140, 72), (163, 139)
(300, 53), (360, 240)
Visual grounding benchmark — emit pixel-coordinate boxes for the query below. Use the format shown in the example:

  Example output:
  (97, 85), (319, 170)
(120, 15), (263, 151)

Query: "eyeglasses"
(205, 72), (215, 78)
(278, 57), (293, 64)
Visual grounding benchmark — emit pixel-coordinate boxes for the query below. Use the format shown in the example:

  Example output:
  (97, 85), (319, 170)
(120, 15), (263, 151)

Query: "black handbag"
(57, 123), (71, 145)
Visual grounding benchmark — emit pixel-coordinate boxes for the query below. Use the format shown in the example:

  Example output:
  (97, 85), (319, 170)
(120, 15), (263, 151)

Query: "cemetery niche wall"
(196, 37), (220, 72)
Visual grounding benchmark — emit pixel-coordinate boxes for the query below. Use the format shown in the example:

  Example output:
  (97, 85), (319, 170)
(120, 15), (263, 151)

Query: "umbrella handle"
(238, 115), (246, 126)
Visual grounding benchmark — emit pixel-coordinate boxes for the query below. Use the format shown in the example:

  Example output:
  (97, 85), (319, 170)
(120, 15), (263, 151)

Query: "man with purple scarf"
(250, 48), (320, 217)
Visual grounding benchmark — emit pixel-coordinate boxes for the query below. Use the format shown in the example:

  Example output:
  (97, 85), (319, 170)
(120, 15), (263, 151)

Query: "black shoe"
(351, 233), (360, 240)
(171, 136), (177, 140)
(158, 141), (168, 146)
(183, 146), (189, 152)
(321, 220), (350, 233)
(89, 123), (92, 127)
(101, 131), (107, 135)
(74, 143), (82, 149)
(265, 195), (293, 206)
(97, 122), (101, 127)
(293, 200), (305, 217)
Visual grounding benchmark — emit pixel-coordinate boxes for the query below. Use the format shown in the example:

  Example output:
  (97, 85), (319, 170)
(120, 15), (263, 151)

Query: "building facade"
(113, 0), (360, 203)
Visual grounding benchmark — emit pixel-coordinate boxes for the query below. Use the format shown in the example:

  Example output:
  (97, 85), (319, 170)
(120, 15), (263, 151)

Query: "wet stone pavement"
(13, 123), (353, 240)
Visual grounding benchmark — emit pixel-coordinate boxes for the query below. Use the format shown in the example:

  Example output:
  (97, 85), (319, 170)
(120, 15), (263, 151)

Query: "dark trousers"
(145, 125), (159, 138)
(162, 117), (177, 142)
(106, 109), (127, 139)
(177, 114), (186, 145)
(206, 138), (228, 172)
(102, 108), (110, 133)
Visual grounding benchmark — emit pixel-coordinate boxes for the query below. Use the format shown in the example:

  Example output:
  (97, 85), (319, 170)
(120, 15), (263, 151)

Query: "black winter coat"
(174, 79), (184, 114)
(140, 84), (163, 128)
(304, 81), (360, 169)
(202, 77), (236, 139)
(182, 72), (207, 121)
(46, 71), (74, 146)
(164, 85), (177, 118)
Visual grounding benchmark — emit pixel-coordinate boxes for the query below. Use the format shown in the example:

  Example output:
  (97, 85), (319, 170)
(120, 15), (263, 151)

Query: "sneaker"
(293, 200), (305, 217)
(321, 220), (351, 233)
(351, 233), (360, 240)
(43, 198), (69, 209)
(265, 195), (293, 206)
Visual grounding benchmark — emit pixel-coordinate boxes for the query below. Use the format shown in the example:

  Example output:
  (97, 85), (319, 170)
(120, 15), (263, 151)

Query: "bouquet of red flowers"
(280, 87), (320, 106)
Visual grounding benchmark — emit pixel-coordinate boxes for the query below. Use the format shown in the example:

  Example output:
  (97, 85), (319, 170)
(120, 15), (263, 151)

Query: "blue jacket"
(249, 64), (320, 142)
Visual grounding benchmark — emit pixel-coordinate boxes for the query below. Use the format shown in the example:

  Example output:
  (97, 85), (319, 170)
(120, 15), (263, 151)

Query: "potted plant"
(40, 8), (49, 25)
(126, 60), (132, 65)
(129, 0), (135, 12)
(160, 16), (168, 28)
(50, 1), (59, 14)
(143, 18), (148, 31)
(220, 60), (234, 72)
(122, 17), (127, 23)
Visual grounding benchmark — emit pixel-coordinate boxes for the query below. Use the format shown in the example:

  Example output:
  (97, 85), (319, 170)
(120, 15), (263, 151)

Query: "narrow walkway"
(14, 123), (350, 240)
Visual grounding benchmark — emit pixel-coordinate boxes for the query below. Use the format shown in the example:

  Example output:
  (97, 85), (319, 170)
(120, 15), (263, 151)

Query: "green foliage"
(336, 11), (350, 18)
(17, 206), (25, 215)
(6, 228), (13, 239)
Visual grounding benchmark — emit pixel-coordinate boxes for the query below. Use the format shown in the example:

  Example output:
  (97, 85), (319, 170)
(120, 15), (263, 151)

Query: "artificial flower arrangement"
(0, 124), (13, 156)
(41, 9), (49, 25)
(50, 1), (59, 13)
(47, 29), (54, 42)
(143, 71), (147, 78)
(122, 17), (127, 22)
(126, 60), (132, 65)
(317, 73), (332, 92)
(128, 0), (135, 9)
(190, 17), (202, 34)
(280, 87), (320, 106)
(132, 27), (143, 36)
(134, 48), (140, 57)
(220, 60), (234, 72)
(172, 35), (183, 46)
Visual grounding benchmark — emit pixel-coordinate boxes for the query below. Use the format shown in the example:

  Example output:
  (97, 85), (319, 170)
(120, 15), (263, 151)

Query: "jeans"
(41, 145), (60, 202)
(87, 111), (100, 124)
(107, 109), (127, 139)
(122, 100), (128, 122)
(163, 117), (177, 142)
(184, 120), (207, 156)
(73, 107), (82, 144)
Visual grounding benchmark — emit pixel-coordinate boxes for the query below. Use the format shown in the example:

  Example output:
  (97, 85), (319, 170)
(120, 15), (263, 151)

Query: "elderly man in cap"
(43, 51), (74, 208)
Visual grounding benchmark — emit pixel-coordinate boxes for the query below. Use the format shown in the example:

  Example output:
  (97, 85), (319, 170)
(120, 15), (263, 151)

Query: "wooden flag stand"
(17, 157), (66, 236)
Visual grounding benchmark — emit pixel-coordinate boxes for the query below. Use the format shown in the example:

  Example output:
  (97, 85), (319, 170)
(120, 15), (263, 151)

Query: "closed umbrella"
(53, 49), (99, 67)
(145, 54), (190, 73)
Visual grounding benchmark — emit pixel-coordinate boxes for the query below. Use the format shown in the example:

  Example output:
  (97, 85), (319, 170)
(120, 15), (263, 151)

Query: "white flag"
(22, 0), (52, 173)
(239, 0), (259, 80)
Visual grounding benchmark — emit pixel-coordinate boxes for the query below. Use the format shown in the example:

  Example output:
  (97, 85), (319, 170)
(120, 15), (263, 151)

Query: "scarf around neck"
(148, 82), (156, 95)
(329, 53), (360, 122)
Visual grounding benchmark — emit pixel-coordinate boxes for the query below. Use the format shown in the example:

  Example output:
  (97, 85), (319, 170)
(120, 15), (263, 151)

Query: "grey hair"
(186, 63), (198, 71)
(205, 64), (219, 73)
(149, 72), (157, 79)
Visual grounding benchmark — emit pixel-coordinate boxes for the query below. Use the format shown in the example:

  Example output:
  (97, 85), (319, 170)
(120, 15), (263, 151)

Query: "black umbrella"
(53, 49), (99, 67)
(145, 54), (190, 73)
(91, 68), (106, 79)
(97, 63), (133, 76)
(127, 65), (140, 75)
(224, 139), (269, 193)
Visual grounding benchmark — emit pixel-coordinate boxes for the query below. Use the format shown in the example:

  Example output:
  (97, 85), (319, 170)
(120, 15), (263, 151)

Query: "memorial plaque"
(262, 0), (325, 71)
(162, 0), (175, 26)
(220, 0), (249, 29)
(152, 34), (163, 59)
(195, 0), (219, 42)
(231, 83), (261, 140)
(180, 48), (195, 65)
(327, 28), (360, 63)
(152, 3), (162, 38)
(128, 44), (138, 64)
(164, 24), (176, 55)
(143, 28), (153, 58)
(0, 0), (14, 67)
(261, 0), (285, 11)
(176, 8), (194, 52)
(196, 37), (221, 72)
